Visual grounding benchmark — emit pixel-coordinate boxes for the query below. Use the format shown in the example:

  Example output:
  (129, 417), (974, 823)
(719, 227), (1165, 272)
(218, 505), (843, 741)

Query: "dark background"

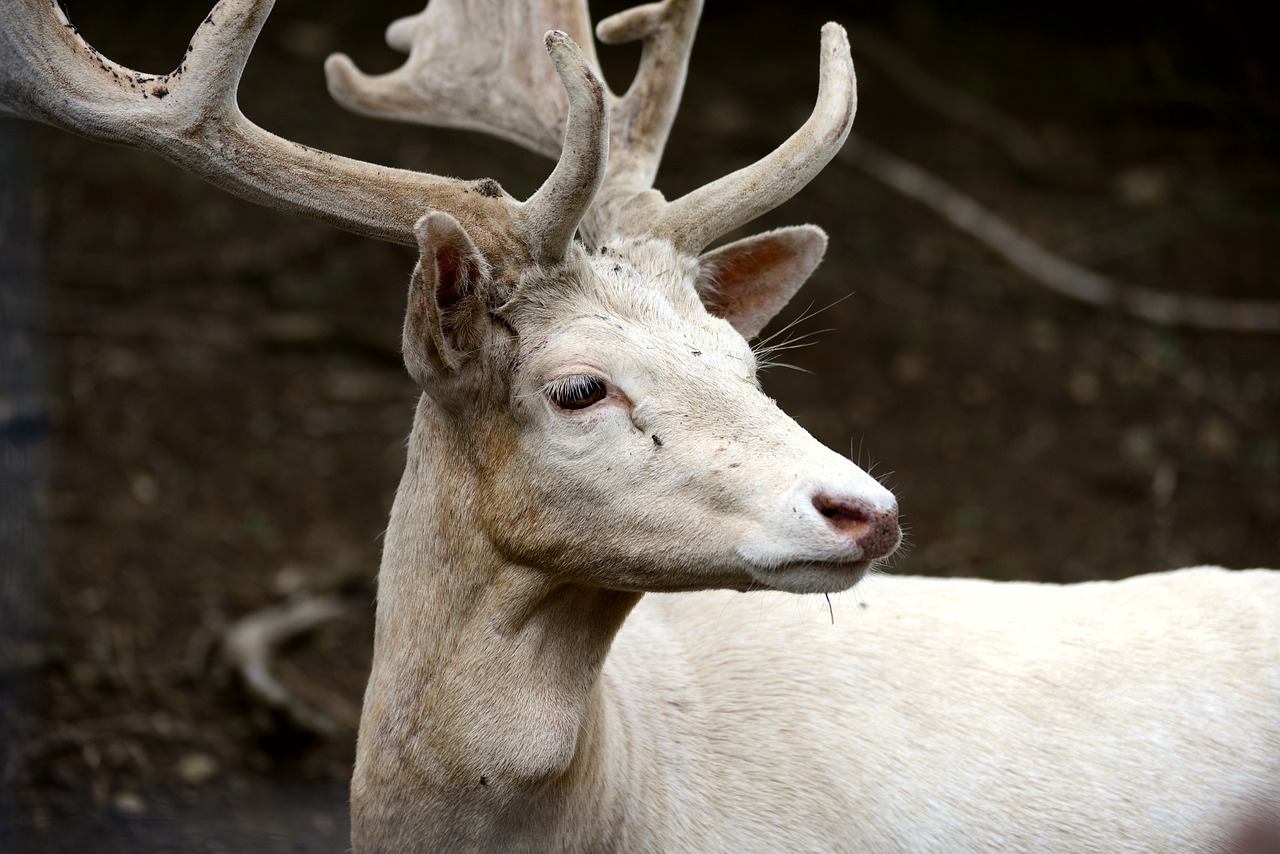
(3, 0), (1278, 849)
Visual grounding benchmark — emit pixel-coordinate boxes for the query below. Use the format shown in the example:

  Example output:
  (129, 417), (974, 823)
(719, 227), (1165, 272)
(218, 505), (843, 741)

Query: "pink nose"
(812, 494), (901, 560)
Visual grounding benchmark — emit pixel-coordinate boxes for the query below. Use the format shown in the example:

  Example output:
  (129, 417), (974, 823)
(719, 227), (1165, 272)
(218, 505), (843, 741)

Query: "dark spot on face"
(474, 178), (502, 198)
(151, 85), (169, 99)
(479, 775), (488, 786)
(728, 462), (741, 468)
(612, 264), (622, 273)
(652, 434), (663, 447)
(691, 350), (702, 356)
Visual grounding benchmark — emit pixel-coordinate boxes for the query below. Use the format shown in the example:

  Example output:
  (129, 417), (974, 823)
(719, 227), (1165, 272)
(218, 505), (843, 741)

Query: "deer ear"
(404, 212), (492, 384)
(695, 225), (828, 338)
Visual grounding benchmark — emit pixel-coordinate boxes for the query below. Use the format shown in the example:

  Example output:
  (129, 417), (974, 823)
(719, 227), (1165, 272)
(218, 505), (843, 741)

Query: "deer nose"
(812, 493), (901, 560)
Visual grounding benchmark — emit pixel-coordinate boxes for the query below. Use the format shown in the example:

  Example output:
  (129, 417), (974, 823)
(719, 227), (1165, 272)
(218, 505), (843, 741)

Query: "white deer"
(3, 1), (1277, 851)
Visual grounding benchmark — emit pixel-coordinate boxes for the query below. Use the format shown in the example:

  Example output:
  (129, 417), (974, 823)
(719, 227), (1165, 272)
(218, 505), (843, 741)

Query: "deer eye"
(545, 375), (608, 410)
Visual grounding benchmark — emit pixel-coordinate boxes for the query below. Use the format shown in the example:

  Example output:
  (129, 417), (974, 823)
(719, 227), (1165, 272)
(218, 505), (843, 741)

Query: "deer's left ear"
(695, 225), (828, 338)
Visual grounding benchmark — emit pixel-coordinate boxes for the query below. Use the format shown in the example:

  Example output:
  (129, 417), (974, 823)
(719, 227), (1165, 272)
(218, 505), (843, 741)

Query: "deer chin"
(744, 558), (874, 595)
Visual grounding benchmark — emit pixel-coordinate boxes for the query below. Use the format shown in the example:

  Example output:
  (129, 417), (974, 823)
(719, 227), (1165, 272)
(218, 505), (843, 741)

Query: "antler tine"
(0, 0), (539, 261)
(595, 0), (702, 193)
(325, 0), (705, 249)
(644, 23), (857, 254)
(322, 2), (850, 259)
(325, 0), (599, 160)
(0, 0), (267, 126)
(519, 32), (610, 266)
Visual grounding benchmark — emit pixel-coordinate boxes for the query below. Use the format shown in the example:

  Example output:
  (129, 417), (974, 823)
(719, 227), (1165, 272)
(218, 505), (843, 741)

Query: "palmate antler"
(0, 0), (854, 266)
(328, 0), (857, 252)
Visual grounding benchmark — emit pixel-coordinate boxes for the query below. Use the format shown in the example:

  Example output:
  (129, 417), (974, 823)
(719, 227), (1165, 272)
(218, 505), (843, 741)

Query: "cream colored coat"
(351, 235), (1280, 852)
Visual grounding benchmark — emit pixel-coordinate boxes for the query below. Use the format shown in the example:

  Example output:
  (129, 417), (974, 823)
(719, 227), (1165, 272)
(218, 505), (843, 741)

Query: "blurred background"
(3, 0), (1278, 849)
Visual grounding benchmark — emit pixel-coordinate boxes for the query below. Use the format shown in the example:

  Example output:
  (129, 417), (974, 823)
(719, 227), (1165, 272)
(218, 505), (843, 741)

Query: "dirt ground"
(3, 0), (1278, 850)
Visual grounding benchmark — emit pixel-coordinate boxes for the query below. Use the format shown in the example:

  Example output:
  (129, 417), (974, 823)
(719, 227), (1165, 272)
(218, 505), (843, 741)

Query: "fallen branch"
(222, 595), (350, 736)
(843, 135), (1280, 333)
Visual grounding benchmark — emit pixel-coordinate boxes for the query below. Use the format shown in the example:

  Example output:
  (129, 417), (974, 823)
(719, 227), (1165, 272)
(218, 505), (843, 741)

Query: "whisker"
(752, 328), (834, 359)
(753, 293), (854, 350)
(756, 360), (812, 375)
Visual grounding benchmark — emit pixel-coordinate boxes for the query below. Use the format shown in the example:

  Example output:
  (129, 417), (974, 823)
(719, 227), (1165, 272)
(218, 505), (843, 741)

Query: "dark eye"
(546, 375), (607, 410)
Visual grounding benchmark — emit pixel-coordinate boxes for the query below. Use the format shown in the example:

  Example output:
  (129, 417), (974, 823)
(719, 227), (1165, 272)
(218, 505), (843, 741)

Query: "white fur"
(603, 570), (1280, 852)
(351, 239), (1280, 852)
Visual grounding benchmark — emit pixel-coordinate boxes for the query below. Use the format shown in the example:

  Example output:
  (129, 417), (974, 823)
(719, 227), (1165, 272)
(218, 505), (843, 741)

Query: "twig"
(843, 135), (1280, 333)
(222, 596), (351, 736)
(846, 29), (1048, 170)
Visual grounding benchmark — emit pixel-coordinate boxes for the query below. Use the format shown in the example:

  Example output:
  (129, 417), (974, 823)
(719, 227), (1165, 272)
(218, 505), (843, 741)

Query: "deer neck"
(353, 394), (640, 847)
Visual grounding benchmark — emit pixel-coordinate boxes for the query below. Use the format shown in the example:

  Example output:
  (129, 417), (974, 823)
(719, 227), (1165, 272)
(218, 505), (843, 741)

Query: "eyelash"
(544, 375), (608, 410)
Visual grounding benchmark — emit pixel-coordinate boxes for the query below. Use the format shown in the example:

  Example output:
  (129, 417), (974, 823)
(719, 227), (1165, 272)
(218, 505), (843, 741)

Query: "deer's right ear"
(404, 212), (492, 384)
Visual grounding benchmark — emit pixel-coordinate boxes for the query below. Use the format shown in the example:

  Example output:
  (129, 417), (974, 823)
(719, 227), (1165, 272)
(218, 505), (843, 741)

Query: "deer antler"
(325, 0), (855, 254)
(326, 0), (599, 159)
(615, 22), (856, 253)
(0, 0), (606, 271)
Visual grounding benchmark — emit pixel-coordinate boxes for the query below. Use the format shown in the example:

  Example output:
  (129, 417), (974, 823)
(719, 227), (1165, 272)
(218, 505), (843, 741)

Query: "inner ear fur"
(695, 225), (828, 338)
(404, 211), (492, 383)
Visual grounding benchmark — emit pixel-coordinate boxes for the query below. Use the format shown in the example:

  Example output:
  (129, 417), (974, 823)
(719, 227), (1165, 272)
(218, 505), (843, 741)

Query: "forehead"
(511, 244), (756, 374)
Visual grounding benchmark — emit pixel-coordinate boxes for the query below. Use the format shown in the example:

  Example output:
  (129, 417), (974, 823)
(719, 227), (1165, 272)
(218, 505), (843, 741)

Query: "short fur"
(350, 229), (1280, 852)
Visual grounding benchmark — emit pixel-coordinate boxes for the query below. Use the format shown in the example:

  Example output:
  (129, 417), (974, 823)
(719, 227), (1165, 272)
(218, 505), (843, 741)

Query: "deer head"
(407, 218), (900, 595)
(358, 3), (896, 593)
(1, 0), (899, 595)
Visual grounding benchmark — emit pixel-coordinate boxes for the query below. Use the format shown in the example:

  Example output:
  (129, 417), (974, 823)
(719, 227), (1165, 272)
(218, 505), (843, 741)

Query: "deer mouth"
(747, 558), (875, 594)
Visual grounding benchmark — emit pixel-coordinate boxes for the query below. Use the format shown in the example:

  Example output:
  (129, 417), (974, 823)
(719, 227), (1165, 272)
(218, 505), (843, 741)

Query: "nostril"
(813, 493), (902, 559)
(813, 494), (871, 527)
